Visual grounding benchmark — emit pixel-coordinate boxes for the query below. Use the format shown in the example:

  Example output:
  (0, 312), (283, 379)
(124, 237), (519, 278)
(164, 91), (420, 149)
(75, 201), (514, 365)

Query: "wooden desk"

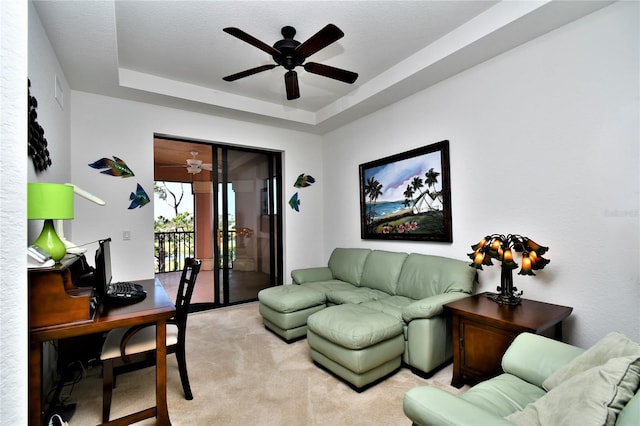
(29, 277), (175, 426)
(444, 292), (572, 388)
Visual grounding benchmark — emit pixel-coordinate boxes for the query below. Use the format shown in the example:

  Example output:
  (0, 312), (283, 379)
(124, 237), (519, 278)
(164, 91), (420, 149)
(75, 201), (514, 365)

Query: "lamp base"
(33, 219), (67, 262)
(486, 292), (522, 305)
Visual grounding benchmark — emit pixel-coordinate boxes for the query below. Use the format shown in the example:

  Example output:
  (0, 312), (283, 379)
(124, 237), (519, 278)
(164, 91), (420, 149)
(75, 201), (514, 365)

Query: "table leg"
(29, 340), (42, 426)
(156, 319), (171, 425)
(450, 315), (464, 388)
(554, 322), (564, 341)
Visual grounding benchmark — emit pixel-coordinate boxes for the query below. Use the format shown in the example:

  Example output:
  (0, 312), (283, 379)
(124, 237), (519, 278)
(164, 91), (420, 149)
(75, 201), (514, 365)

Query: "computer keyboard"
(106, 281), (147, 301)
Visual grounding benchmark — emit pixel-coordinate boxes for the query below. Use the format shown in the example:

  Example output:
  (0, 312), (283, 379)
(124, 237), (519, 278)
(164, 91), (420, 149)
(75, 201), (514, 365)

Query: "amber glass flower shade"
(468, 233), (550, 305)
(28, 183), (74, 261)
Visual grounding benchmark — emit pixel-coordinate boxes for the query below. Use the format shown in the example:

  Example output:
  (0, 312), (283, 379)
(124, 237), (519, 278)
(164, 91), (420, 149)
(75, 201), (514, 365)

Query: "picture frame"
(359, 140), (452, 242)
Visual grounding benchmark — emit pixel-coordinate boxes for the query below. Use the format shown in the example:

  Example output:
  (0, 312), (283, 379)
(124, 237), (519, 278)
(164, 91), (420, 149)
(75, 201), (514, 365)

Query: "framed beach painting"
(359, 140), (452, 242)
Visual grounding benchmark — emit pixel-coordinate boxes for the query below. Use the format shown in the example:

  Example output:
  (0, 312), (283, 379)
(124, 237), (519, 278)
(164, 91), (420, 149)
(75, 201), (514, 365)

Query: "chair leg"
(175, 346), (193, 400)
(102, 359), (114, 422)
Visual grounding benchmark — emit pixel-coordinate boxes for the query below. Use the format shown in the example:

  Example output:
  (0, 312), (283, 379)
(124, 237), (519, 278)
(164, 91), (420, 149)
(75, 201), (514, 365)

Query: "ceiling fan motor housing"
(273, 26), (304, 70)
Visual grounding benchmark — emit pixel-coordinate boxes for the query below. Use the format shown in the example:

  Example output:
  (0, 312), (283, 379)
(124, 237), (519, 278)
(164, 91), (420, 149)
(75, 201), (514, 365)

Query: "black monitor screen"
(94, 238), (112, 298)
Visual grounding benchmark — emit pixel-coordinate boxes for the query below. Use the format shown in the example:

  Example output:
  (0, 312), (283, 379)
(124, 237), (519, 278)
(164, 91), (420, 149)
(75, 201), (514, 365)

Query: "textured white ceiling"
(33, 0), (612, 133)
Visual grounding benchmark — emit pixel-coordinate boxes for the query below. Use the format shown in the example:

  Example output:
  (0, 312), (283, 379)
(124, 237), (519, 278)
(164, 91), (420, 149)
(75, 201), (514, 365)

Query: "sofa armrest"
(403, 386), (515, 426)
(291, 267), (333, 284)
(501, 332), (585, 388)
(402, 292), (470, 322)
(617, 389), (640, 426)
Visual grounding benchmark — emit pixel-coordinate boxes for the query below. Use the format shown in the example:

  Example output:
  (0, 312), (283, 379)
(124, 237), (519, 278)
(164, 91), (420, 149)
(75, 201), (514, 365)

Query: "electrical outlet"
(123, 231), (131, 240)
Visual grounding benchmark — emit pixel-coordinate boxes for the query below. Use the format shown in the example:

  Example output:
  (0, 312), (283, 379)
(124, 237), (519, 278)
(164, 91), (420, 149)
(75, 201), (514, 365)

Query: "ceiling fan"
(162, 151), (213, 174)
(222, 24), (358, 100)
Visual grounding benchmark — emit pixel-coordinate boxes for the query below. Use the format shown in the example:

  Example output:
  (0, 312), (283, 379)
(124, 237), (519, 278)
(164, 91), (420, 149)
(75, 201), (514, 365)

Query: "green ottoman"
(258, 285), (326, 342)
(307, 304), (405, 390)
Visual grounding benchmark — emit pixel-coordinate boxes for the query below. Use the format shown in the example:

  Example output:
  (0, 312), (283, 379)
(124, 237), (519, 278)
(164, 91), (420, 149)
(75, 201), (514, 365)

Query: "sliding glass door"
(154, 137), (283, 309)
(213, 146), (283, 305)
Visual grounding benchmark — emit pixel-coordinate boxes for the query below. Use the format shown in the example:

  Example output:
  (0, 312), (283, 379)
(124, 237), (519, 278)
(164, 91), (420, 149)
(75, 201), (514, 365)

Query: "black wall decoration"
(28, 79), (52, 173)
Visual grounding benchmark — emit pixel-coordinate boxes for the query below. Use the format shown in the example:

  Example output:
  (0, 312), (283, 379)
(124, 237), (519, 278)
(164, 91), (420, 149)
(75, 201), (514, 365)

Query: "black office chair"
(100, 257), (201, 422)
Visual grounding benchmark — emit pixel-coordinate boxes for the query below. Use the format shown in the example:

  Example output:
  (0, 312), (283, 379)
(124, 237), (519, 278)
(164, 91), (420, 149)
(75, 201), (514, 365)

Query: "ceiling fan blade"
(295, 24), (344, 58)
(201, 164), (213, 171)
(303, 62), (358, 84)
(223, 27), (281, 56)
(223, 64), (277, 82)
(285, 71), (300, 100)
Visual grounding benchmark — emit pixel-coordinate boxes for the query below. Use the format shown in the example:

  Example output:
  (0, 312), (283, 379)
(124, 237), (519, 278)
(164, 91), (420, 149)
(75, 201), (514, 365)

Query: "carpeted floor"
(63, 302), (468, 425)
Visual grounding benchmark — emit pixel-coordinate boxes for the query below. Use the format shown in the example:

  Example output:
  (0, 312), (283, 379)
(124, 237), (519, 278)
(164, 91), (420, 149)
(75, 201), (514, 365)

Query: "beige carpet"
(65, 302), (467, 425)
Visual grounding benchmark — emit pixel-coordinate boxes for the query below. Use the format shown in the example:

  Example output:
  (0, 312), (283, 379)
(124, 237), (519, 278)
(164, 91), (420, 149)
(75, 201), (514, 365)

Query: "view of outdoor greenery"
(153, 182), (238, 272)
(154, 182), (194, 272)
(154, 182), (193, 232)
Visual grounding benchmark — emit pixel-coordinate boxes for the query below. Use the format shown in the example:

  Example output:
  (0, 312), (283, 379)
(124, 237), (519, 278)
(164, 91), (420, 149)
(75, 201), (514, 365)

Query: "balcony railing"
(154, 230), (238, 273)
(155, 231), (195, 273)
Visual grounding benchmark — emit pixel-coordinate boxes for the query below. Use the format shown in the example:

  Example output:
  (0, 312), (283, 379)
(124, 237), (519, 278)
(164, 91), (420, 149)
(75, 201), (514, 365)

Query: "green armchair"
(403, 332), (640, 426)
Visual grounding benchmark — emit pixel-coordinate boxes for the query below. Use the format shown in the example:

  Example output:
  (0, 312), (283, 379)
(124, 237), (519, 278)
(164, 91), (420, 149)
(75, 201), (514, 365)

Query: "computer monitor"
(94, 238), (112, 300)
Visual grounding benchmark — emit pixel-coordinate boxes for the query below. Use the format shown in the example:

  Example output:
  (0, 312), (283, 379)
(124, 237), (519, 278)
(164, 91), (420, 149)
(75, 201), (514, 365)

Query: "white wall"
(70, 92), (324, 282)
(24, 1), (74, 403)
(1, 1), (28, 424)
(27, 1), (72, 240)
(322, 2), (639, 348)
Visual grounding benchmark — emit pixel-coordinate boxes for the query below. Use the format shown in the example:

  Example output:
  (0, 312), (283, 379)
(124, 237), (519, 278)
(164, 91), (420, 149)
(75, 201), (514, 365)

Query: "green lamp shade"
(28, 183), (74, 261)
(28, 183), (74, 219)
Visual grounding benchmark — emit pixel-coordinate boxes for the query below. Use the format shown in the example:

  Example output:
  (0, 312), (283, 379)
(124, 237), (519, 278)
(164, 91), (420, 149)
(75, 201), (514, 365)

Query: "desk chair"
(100, 258), (201, 422)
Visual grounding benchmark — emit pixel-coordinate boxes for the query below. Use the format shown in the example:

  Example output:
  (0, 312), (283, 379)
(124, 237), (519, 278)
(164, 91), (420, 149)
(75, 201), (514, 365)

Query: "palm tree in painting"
(412, 168), (442, 213)
(411, 168), (442, 214)
(364, 176), (383, 224)
(411, 176), (424, 195)
(403, 184), (415, 207)
(425, 168), (441, 195)
(408, 175), (429, 213)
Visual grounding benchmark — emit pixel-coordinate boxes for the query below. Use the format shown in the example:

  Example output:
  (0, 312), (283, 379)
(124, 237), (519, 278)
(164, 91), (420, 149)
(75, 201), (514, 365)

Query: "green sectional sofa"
(258, 248), (476, 388)
(403, 332), (640, 426)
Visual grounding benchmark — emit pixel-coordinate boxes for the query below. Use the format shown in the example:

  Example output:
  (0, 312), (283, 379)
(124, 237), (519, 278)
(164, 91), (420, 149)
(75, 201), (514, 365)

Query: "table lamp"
(468, 233), (550, 305)
(28, 183), (74, 262)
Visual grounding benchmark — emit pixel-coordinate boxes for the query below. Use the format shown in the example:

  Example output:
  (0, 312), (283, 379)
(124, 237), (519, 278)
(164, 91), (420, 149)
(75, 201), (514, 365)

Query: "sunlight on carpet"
(65, 302), (467, 425)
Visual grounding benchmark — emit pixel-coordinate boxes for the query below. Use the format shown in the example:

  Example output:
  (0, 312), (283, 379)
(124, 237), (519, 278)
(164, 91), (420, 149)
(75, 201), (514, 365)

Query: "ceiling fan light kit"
(223, 24), (358, 100)
(186, 165), (201, 174)
(161, 151), (213, 175)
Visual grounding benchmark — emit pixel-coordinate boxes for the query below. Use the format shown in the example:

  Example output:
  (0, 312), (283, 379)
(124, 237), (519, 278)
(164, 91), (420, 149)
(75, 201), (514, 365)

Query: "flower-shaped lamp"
(468, 233), (550, 305)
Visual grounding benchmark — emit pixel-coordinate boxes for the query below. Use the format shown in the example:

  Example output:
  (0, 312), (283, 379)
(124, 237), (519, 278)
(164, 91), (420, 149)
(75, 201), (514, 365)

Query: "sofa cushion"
(360, 250), (408, 295)
(460, 373), (547, 418)
(325, 288), (388, 305)
(307, 304), (403, 350)
(361, 295), (415, 323)
(404, 386), (516, 426)
(327, 248), (371, 286)
(507, 355), (640, 426)
(300, 280), (358, 295)
(395, 253), (475, 300)
(543, 331), (640, 390)
(258, 285), (325, 313)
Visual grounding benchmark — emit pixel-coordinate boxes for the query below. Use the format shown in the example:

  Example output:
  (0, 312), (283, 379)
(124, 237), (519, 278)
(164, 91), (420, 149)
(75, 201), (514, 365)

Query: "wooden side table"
(444, 292), (572, 388)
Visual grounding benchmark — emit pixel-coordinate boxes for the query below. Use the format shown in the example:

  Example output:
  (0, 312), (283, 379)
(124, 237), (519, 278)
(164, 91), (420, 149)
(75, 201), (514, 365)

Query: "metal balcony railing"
(154, 231), (195, 273)
(154, 230), (238, 273)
